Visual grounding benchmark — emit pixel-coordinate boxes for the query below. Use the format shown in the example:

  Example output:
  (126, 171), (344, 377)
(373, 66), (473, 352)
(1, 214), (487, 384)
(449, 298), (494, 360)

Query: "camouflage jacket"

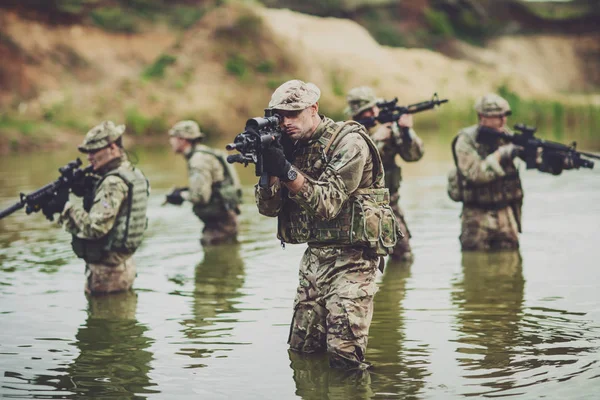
(255, 117), (380, 221)
(60, 157), (130, 240)
(185, 144), (225, 206)
(368, 122), (423, 195)
(454, 125), (518, 184)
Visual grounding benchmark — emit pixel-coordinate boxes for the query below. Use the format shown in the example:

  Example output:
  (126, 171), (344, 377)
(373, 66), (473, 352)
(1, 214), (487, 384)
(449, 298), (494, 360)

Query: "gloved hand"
(496, 143), (524, 162)
(165, 187), (187, 205)
(42, 186), (70, 221)
(71, 173), (98, 198)
(539, 151), (566, 175)
(262, 145), (293, 181)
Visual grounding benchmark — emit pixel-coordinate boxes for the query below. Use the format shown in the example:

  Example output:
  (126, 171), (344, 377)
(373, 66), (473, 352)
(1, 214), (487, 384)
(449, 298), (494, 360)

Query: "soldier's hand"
(397, 113), (414, 128)
(538, 150), (566, 175)
(370, 124), (392, 141)
(42, 186), (70, 221)
(165, 187), (186, 206)
(262, 145), (292, 180)
(496, 143), (524, 162)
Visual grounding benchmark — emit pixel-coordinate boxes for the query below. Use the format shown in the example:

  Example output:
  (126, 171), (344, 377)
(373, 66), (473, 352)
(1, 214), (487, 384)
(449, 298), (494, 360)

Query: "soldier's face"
(479, 114), (507, 131)
(169, 136), (188, 153)
(277, 103), (320, 141)
(87, 144), (120, 171)
(357, 106), (380, 120)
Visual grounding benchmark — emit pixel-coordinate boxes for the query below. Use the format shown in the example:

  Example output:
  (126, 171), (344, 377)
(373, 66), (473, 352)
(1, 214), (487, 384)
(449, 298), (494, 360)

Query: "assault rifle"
(356, 93), (449, 128)
(226, 115), (282, 189)
(0, 158), (93, 220)
(477, 124), (600, 169)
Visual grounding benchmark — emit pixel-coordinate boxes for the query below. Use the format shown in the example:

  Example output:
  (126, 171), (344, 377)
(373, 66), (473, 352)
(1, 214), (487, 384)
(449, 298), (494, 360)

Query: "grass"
(142, 54), (177, 80)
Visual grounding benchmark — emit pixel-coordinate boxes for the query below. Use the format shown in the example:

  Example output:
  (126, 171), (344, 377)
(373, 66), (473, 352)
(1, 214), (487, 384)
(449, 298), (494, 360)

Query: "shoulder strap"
(324, 120), (361, 155)
(193, 148), (236, 185)
(324, 120), (383, 185)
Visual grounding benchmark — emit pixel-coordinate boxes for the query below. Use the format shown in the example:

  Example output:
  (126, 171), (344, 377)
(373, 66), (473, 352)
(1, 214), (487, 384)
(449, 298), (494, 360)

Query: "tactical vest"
(188, 146), (243, 221)
(450, 125), (523, 209)
(72, 163), (150, 263)
(277, 119), (401, 256)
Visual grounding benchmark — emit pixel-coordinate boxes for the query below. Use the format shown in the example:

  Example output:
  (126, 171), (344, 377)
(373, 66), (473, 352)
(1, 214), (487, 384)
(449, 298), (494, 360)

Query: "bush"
(169, 6), (205, 29)
(142, 54), (177, 80)
(423, 7), (454, 38)
(90, 7), (138, 33)
(225, 54), (248, 79)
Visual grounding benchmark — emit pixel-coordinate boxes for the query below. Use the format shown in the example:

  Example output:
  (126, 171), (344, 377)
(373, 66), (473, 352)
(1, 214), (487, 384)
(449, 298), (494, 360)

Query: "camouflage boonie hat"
(168, 120), (204, 140)
(344, 86), (381, 118)
(474, 93), (512, 117)
(78, 121), (125, 153)
(267, 79), (321, 111)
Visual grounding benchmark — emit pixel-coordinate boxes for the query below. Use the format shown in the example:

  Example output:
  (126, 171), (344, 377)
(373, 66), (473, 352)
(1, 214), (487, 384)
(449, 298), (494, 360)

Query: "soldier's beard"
(89, 147), (120, 171)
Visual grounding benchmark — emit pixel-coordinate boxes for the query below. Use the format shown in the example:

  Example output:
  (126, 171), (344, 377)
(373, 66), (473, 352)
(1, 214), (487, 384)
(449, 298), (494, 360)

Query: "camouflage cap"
(344, 86), (381, 118)
(267, 79), (321, 111)
(474, 93), (512, 117)
(168, 120), (204, 140)
(78, 121), (125, 153)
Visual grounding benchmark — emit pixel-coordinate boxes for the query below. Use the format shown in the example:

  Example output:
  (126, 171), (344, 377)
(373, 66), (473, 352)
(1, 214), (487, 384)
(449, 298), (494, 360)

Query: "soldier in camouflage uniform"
(255, 80), (402, 369)
(346, 87), (424, 262)
(42, 121), (150, 295)
(447, 93), (574, 251)
(165, 120), (242, 246)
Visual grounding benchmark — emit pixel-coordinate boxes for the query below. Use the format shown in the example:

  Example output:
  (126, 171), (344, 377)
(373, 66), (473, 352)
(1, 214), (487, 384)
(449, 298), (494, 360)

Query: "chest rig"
(277, 119), (401, 255)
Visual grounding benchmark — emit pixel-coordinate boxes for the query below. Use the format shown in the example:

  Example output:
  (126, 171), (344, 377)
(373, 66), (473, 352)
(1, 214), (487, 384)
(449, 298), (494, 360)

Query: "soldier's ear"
(311, 102), (319, 115)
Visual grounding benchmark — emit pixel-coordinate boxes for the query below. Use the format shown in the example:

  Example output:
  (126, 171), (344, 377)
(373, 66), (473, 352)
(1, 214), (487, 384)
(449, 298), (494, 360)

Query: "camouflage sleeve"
(188, 152), (220, 205)
(393, 125), (424, 162)
(59, 175), (128, 239)
(289, 131), (369, 221)
(254, 180), (283, 217)
(455, 133), (505, 183)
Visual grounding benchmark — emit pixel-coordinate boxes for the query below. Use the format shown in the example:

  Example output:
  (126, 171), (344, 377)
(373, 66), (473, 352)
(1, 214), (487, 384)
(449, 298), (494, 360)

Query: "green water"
(0, 125), (599, 399)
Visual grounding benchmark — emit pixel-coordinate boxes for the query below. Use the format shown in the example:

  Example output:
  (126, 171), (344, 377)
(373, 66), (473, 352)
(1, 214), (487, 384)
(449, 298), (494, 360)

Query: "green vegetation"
(415, 85), (600, 142)
(225, 54), (249, 79)
(0, 114), (36, 136)
(90, 7), (137, 32)
(125, 107), (169, 136)
(423, 8), (454, 38)
(142, 54), (177, 80)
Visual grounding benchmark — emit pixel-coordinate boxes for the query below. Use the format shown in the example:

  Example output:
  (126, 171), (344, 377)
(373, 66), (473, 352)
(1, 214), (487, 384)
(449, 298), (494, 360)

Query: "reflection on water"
(368, 260), (430, 399)
(66, 292), (158, 398)
(289, 351), (374, 400)
(452, 251), (525, 394)
(452, 251), (600, 397)
(1, 128), (600, 399)
(2, 292), (157, 399)
(178, 244), (246, 365)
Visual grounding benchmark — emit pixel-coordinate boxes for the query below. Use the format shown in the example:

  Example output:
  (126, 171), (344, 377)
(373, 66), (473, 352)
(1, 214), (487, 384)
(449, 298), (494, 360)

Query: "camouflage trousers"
(288, 246), (379, 369)
(200, 210), (239, 246)
(85, 252), (136, 295)
(460, 205), (520, 252)
(389, 193), (412, 262)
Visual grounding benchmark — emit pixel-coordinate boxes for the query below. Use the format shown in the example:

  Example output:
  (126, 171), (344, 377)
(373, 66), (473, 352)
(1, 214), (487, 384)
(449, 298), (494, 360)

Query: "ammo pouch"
(71, 236), (111, 264)
(349, 188), (403, 256)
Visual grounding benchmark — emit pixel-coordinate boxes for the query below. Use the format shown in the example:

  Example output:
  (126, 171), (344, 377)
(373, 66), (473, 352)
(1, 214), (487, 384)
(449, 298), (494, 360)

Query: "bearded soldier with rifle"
(446, 93), (596, 252)
(346, 87), (448, 262)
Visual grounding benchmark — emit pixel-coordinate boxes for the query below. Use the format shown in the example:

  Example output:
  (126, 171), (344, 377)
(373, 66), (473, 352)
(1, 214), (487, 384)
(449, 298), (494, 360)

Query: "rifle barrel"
(0, 201), (25, 220)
